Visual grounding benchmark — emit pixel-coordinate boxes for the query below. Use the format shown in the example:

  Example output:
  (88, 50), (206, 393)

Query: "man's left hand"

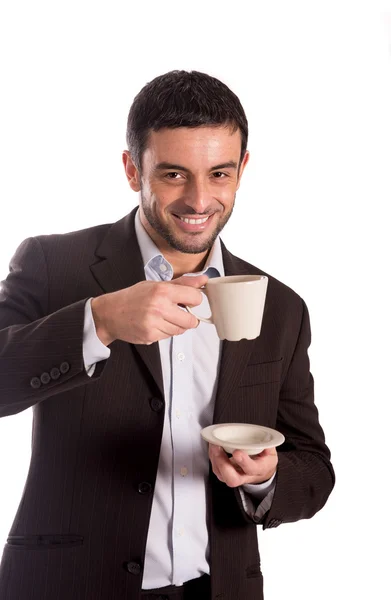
(209, 444), (278, 487)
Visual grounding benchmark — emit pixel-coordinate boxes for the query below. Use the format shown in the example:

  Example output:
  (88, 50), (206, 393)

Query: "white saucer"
(201, 423), (285, 456)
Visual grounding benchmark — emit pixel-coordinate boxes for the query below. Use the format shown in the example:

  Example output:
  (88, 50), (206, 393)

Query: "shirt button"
(180, 467), (188, 477)
(176, 528), (185, 537)
(160, 264), (168, 272)
(175, 409), (181, 418)
(177, 352), (185, 362)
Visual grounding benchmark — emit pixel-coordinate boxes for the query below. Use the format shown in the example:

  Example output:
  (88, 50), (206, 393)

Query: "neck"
(168, 251), (210, 278)
(139, 211), (211, 278)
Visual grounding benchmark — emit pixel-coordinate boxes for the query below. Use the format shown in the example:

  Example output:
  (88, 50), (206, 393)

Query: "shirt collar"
(134, 207), (223, 280)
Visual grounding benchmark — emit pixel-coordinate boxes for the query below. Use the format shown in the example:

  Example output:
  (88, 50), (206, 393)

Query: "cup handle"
(185, 289), (214, 324)
(185, 305), (214, 324)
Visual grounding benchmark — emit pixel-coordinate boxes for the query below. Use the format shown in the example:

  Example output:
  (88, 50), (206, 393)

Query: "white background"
(1, 2), (390, 599)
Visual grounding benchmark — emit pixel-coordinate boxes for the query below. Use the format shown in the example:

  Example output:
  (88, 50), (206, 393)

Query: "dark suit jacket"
(0, 207), (335, 600)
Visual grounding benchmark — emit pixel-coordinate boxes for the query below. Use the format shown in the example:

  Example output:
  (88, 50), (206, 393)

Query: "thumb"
(172, 274), (209, 288)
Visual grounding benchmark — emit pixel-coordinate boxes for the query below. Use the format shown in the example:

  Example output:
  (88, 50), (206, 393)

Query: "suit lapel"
(213, 243), (264, 422)
(89, 207), (164, 398)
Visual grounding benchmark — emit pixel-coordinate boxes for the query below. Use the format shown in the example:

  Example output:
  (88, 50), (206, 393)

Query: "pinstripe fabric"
(0, 207), (335, 600)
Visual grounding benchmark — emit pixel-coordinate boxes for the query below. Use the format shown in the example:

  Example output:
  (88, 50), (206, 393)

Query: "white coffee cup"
(186, 275), (268, 341)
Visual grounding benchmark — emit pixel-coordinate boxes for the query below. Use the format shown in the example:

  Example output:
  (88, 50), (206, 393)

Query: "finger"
(231, 448), (277, 477)
(172, 274), (209, 289)
(170, 276), (209, 306)
(212, 463), (224, 481)
(208, 446), (226, 482)
(140, 307), (199, 343)
(169, 286), (205, 309)
(163, 288), (203, 311)
(156, 325), (188, 339)
(209, 444), (229, 465)
(229, 457), (245, 474)
(209, 444), (226, 467)
(163, 305), (199, 331)
(209, 445), (242, 488)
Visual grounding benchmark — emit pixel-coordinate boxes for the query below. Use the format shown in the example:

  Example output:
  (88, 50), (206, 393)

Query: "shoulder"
(14, 222), (115, 281)
(35, 222), (112, 255)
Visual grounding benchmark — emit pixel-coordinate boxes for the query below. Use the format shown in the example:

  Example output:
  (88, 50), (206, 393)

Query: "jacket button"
(150, 397), (164, 412)
(125, 561), (141, 575)
(40, 372), (51, 385)
(138, 482), (152, 495)
(50, 367), (61, 380)
(30, 377), (41, 389)
(60, 362), (70, 374)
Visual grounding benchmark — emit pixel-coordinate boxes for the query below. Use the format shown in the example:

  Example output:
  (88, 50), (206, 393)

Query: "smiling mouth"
(173, 213), (213, 222)
(176, 215), (210, 224)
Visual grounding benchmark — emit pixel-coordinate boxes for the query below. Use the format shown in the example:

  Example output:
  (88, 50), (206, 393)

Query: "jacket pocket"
(6, 534), (84, 549)
(239, 358), (283, 387)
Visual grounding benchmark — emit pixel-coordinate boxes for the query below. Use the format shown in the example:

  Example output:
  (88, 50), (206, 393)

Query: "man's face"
(125, 126), (249, 255)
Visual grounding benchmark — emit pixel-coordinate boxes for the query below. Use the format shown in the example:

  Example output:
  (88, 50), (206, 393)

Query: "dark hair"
(126, 70), (248, 172)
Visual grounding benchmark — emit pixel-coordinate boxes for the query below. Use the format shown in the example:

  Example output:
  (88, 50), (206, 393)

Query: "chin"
(170, 235), (215, 255)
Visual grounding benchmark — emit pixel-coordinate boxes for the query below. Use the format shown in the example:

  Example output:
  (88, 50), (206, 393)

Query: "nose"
(184, 178), (212, 214)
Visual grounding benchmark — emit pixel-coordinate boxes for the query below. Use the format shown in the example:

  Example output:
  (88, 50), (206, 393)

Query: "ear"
(236, 150), (250, 191)
(122, 151), (141, 192)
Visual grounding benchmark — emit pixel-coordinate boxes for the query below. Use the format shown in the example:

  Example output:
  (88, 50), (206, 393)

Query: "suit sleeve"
(0, 237), (106, 418)
(262, 299), (335, 528)
(234, 299), (335, 527)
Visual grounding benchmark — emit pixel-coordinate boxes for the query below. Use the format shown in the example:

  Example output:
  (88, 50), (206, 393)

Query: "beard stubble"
(140, 189), (235, 255)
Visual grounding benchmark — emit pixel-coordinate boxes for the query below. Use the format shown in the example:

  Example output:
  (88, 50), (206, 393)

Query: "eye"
(212, 172), (227, 178)
(165, 172), (181, 179)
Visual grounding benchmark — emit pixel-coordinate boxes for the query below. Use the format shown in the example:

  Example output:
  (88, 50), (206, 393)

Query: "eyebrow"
(154, 160), (238, 173)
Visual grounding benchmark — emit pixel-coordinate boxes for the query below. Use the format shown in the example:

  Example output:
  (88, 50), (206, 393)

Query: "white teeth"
(179, 216), (209, 224)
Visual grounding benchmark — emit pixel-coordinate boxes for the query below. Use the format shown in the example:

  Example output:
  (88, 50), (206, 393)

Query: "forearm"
(0, 298), (107, 417)
(261, 447), (335, 528)
(235, 298), (335, 527)
(234, 447), (334, 527)
(260, 298), (335, 528)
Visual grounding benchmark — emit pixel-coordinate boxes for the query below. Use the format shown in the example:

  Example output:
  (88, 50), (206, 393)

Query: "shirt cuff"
(83, 298), (111, 377)
(239, 472), (277, 523)
(241, 471), (276, 500)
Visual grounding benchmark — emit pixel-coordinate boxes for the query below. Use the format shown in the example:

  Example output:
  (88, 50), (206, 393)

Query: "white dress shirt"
(82, 209), (275, 588)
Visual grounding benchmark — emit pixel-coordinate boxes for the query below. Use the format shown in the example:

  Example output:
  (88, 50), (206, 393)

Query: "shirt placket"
(170, 327), (194, 585)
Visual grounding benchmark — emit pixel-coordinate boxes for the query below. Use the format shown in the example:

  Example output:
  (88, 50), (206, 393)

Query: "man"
(0, 70), (335, 600)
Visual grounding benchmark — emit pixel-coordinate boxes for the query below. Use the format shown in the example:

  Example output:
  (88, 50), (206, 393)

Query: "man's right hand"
(91, 274), (208, 346)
